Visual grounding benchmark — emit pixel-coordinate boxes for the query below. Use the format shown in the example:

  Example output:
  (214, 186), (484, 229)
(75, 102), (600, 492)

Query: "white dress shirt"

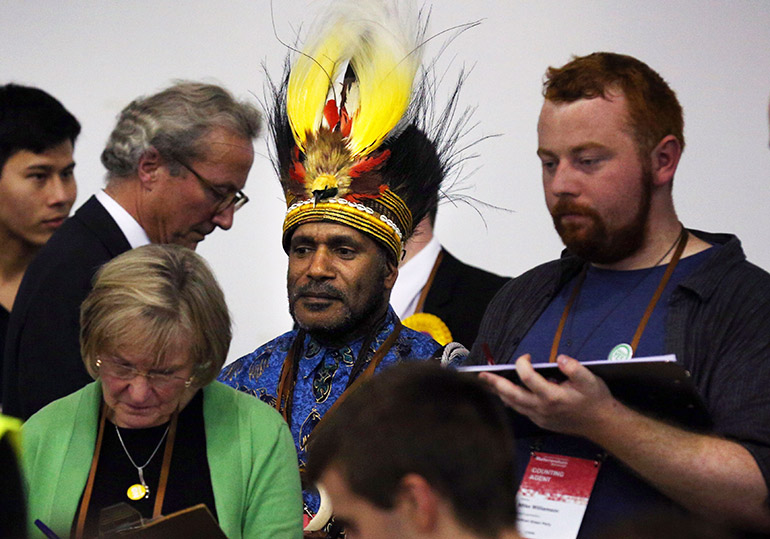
(95, 189), (151, 248)
(390, 235), (442, 319)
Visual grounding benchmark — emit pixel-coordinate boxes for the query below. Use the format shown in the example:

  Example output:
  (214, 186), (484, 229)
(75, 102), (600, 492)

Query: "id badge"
(516, 452), (601, 539)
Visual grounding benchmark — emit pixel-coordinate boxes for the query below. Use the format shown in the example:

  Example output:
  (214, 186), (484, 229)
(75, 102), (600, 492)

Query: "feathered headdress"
(271, 0), (475, 261)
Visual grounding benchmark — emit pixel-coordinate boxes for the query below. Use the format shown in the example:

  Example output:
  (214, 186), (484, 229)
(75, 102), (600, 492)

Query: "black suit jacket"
(422, 249), (509, 349)
(2, 196), (131, 418)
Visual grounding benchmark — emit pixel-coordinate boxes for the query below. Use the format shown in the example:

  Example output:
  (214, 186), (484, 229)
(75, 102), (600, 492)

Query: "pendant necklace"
(115, 423), (170, 501)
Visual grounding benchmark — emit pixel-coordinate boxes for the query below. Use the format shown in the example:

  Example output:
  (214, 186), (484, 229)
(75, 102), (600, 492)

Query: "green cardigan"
(22, 381), (303, 538)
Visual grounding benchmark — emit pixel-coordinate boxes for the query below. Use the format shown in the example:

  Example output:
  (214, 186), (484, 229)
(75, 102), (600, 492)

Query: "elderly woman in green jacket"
(22, 244), (302, 538)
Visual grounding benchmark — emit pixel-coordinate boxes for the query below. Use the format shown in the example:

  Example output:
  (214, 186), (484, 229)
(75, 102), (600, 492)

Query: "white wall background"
(2, 1), (769, 364)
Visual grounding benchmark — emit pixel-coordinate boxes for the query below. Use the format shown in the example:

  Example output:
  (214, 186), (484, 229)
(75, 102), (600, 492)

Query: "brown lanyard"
(275, 322), (403, 425)
(414, 250), (444, 314)
(549, 229), (689, 363)
(75, 403), (179, 538)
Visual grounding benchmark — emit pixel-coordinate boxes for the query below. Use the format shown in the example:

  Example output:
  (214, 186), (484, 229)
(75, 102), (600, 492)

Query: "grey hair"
(101, 81), (262, 178)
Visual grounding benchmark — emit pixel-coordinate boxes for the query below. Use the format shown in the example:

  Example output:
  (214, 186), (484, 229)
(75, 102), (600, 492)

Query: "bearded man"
(216, 1), (478, 528)
(468, 52), (770, 538)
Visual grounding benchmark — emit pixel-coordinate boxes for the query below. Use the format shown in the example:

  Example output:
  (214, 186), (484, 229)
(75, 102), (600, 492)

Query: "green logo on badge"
(608, 343), (633, 361)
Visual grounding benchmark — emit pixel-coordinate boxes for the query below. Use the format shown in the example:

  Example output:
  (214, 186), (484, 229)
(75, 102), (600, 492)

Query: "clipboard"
(115, 504), (226, 538)
(459, 355), (711, 435)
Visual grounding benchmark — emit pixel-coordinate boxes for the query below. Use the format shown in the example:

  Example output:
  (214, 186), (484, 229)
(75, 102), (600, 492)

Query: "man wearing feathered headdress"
(218, 0), (469, 529)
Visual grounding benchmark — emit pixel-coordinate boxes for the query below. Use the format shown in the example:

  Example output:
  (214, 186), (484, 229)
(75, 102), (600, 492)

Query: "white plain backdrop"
(2, 1), (769, 365)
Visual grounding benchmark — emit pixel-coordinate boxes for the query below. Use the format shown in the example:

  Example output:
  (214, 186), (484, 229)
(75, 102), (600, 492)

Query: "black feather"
(266, 17), (497, 241)
(264, 58), (297, 192)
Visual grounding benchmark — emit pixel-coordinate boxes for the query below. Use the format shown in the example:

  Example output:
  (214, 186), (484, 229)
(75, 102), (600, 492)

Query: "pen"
(34, 519), (61, 539)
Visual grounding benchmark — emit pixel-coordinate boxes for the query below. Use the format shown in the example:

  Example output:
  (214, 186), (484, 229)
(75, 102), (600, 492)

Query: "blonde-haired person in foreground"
(22, 244), (302, 538)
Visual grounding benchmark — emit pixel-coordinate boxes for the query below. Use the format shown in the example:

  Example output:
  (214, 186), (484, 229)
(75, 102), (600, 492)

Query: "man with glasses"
(3, 82), (261, 419)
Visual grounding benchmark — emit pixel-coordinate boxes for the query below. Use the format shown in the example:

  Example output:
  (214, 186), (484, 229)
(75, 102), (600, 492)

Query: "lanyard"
(414, 250), (444, 314)
(548, 228), (688, 363)
(75, 402), (179, 538)
(275, 321), (403, 426)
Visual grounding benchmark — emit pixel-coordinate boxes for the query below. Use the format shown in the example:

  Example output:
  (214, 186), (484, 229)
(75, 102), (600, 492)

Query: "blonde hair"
(80, 244), (231, 386)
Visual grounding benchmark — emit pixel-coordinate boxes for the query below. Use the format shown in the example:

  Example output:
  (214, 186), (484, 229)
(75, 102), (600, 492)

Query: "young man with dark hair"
(469, 52), (770, 536)
(0, 83), (80, 404)
(306, 362), (521, 539)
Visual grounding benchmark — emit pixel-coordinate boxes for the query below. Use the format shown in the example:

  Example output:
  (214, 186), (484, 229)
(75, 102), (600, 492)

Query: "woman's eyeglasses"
(96, 356), (194, 389)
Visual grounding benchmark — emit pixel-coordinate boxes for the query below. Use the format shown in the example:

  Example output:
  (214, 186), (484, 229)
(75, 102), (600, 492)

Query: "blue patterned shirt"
(218, 306), (442, 513)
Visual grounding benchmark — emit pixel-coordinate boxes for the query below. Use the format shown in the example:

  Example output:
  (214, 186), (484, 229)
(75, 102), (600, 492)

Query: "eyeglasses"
(96, 356), (194, 389)
(172, 155), (249, 214)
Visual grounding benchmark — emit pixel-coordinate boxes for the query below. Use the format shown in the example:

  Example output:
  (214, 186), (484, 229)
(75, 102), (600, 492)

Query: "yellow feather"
(309, 174), (339, 193)
(286, 0), (422, 157)
(286, 20), (350, 153)
(346, 28), (419, 156)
